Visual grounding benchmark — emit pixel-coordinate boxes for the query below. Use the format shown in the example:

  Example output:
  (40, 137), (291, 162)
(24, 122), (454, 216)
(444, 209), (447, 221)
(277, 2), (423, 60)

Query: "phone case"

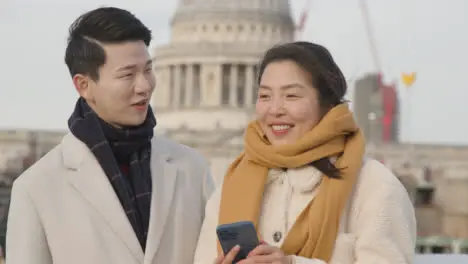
(216, 221), (260, 263)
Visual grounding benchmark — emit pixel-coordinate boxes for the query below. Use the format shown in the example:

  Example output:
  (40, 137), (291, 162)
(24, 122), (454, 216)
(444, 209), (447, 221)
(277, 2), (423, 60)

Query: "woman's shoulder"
(353, 158), (410, 204)
(358, 158), (404, 187)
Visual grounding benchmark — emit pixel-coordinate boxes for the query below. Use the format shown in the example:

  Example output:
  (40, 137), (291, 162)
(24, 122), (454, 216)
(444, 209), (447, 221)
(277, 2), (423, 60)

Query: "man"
(6, 7), (214, 264)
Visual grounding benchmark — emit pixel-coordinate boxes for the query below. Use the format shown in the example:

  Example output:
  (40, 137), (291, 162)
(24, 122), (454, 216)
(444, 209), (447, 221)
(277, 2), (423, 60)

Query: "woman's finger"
(222, 245), (240, 264)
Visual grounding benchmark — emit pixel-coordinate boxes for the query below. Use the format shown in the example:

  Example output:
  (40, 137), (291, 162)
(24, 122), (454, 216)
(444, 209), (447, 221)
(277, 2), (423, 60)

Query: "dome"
(173, 0), (293, 26)
(151, 0), (295, 118)
(177, 0), (291, 15)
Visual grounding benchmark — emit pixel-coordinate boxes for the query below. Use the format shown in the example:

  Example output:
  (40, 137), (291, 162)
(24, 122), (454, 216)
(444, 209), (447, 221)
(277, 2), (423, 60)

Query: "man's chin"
(116, 117), (147, 128)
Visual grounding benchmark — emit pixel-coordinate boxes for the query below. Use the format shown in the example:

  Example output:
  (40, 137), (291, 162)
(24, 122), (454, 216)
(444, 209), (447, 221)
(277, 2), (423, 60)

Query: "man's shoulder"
(151, 136), (214, 194)
(151, 135), (208, 167)
(12, 144), (64, 193)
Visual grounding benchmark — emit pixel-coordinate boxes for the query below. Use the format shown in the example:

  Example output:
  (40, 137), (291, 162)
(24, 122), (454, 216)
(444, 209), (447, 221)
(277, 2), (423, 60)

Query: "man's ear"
(72, 74), (93, 101)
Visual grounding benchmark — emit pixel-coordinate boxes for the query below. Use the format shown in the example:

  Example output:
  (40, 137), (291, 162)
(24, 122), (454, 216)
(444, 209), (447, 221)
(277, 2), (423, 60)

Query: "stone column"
(162, 66), (171, 108)
(170, 66), (177, 108)
(173, 65), (181, 107)
(229, 64), (238, 107)
(201, 63), (222, 107)
(192, 64), (201, 106)
(185, 64), (194, 107)
(245, 64), (254, 108)
(150, 66), (163, 108)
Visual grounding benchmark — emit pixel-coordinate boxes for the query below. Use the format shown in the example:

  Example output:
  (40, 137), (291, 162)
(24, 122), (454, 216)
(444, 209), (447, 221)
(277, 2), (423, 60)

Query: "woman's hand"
(213, 242), (292, 264)
(239, 243), (292, 264)
(213, 245), (240, 264)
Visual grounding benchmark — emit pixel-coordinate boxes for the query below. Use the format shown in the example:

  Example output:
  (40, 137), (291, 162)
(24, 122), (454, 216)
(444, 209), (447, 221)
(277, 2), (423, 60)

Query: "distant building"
(353, 73), (399, 144)
(152, 0), (295, 185)
(0, 130), (65, 173)
(369, 145), (468, 254)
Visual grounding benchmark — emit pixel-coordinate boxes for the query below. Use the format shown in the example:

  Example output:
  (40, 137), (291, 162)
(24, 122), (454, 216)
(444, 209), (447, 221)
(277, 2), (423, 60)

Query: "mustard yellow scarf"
(218, 103), (365, 262)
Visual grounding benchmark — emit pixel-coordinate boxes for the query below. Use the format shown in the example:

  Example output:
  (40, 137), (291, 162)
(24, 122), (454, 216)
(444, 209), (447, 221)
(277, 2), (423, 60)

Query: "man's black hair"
(64, 7), (152, 80)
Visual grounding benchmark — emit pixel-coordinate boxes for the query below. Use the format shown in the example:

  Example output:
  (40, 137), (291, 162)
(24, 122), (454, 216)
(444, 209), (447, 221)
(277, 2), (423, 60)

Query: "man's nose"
(135, 74), (153, 94)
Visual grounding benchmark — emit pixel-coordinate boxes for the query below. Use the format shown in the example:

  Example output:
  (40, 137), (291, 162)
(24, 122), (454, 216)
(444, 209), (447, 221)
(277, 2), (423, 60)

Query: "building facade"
(151, 0), (295, 185)
(152, 0), (294, 112)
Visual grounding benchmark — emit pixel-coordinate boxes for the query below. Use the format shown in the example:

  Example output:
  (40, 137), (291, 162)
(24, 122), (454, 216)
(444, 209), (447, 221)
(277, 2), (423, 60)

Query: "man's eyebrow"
(116, 59), (153, 72)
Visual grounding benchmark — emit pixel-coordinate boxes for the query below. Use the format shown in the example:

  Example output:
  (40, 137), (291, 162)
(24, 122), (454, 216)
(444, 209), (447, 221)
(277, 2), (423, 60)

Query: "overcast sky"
(1, 0), (467, 145)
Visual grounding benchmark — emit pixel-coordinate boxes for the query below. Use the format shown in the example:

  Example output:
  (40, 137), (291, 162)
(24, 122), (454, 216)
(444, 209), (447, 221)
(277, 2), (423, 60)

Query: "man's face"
(74, 40), (155, 127)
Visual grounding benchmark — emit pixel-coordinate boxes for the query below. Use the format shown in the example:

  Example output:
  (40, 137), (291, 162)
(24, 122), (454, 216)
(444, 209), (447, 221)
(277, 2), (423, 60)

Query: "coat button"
(273, 231), (282, 242)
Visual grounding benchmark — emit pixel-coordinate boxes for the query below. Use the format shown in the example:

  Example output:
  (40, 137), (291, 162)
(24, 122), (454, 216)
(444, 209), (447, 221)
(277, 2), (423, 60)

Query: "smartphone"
(216, 221), (260, 263)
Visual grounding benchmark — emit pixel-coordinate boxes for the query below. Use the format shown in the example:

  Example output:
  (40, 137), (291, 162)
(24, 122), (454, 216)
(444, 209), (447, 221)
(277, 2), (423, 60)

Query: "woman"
(194, 41), (416, 264)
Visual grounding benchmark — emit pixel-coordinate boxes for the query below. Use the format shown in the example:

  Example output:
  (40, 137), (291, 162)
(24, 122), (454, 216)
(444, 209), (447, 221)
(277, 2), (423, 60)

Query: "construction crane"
(295, 0), (312, 40)
(358, 0), (402, 143)
(359, 0), (416, 87)
(358, 0), (382, 73)
(294, 0), (403, 143)
(293, 0), (358, 82)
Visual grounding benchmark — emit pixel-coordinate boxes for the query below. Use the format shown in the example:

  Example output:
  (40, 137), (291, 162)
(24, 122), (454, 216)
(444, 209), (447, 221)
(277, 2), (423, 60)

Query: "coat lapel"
(61, 133), (144, 262)
(144, 148), (178, 264)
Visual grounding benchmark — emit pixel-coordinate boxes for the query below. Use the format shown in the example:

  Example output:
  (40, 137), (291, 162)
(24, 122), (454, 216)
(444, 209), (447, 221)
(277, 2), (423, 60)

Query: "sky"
(0, 0), (467, 145)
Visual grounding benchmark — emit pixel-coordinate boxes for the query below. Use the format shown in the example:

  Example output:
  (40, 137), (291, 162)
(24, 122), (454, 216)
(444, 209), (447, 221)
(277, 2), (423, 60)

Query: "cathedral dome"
(170, 0), (295, 40)
(175, 0), (292, 17)
(151, 0), (295, 134)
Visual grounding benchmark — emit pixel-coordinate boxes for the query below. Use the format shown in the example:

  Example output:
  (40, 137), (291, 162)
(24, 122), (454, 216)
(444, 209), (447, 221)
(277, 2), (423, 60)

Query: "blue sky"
(0, 0), (467, 145)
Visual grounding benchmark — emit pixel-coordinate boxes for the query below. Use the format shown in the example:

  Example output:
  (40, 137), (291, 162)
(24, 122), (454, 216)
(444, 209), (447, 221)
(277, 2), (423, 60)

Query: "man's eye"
(120, 73), (134, 78)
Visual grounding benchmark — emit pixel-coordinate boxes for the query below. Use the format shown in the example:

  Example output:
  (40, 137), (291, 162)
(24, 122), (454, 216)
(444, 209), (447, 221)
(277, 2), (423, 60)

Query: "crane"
(359, 0), (416, 87)
(294, 0), (405, 143)
(358, 0), (402, 143)
(358, 0), (382, 73)
(295, 0), (313, 40)
(293, 0), (358, 82)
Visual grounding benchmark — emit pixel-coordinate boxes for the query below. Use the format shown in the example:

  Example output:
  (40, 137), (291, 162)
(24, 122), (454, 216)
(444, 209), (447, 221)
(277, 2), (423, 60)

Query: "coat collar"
(60, 133), (178, 263)
(267, 166), (323, 193)
(266, 157), (338, 193)
(60, 132), (175, 170)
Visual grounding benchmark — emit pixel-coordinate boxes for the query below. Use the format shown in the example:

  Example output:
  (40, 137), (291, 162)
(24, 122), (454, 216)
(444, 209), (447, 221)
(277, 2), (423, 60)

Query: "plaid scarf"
(68, 97), (156, 251)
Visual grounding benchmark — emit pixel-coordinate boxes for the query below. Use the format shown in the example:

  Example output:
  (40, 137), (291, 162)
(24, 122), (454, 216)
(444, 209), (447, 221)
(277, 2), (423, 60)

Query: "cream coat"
(6, 133), (215, 264)
(194, 159), (417, 264)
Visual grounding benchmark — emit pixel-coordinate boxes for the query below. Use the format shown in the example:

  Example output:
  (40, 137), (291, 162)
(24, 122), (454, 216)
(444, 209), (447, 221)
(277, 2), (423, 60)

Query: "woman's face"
(256, 60), (322, 146)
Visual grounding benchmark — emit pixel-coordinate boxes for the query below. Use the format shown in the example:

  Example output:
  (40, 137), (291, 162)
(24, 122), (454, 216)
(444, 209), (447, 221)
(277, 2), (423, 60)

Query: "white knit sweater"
(194, 159), (417, 264)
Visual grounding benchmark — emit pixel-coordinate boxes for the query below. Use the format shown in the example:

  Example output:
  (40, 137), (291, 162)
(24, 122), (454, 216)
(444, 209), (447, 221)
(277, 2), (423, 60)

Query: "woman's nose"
(268, 98), (286, 116)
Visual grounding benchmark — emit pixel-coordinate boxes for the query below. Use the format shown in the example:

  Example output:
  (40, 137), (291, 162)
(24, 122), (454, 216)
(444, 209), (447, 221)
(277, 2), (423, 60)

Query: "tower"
(353, 73), (400, 144)
(151, 0), (295, 184)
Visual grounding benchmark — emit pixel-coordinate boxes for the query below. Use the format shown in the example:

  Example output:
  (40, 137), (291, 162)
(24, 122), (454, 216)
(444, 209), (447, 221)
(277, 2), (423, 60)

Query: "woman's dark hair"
(258, 41), (348, 179)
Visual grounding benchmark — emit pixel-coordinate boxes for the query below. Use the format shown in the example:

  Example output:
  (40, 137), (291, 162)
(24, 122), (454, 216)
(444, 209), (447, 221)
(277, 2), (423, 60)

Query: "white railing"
(415, 254), (468, 263)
